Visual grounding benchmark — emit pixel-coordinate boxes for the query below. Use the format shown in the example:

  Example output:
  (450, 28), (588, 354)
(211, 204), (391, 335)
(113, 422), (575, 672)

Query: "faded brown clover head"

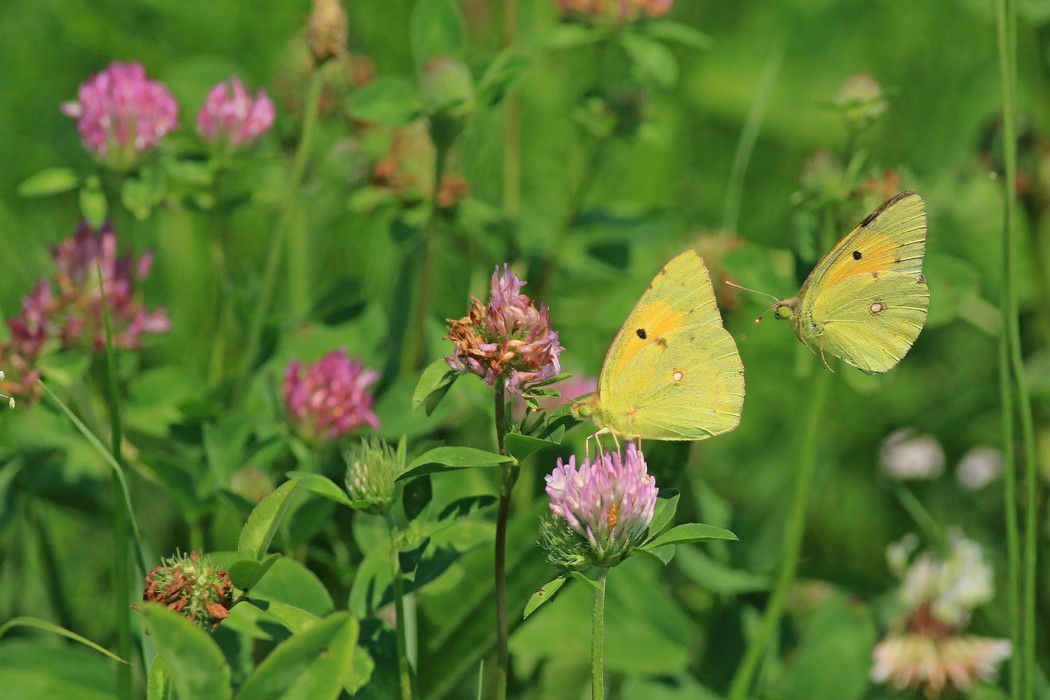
(139, 551), (234, 631)
(446, 265), (563, 394)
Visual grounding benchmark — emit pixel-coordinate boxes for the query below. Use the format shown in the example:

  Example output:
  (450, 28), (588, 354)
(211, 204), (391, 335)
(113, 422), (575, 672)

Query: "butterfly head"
(772, 297), (800, 322)
(570, 393), (599, 421)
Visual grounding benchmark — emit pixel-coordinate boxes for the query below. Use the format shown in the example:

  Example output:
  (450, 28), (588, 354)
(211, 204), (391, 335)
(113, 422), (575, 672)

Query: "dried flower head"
(140, 551), (234, 631)
(557, 0), (674, 23)
(372, 121), (471, 208)
(871, 633), (1012, 697)
(344, 437), (402, 514)
(61, 61), (178, 170)
(446, 265), (563, 394)
(542, 442), (658, 569)
(871, 532), (1010, 697)
(307, 0), (348, 65)
(284, 349), (380, 442)
(197, 77), (275, 151)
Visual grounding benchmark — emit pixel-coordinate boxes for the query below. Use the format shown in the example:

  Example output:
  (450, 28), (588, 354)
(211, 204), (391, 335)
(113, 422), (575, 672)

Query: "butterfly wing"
(799, 191), (926, 297)
(807, 271), (930, 373)
(797, 192), (929, 372)
(595, 250), (745, 439)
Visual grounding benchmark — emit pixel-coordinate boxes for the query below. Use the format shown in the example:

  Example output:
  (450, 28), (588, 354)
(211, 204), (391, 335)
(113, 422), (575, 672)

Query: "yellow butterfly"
(772, 191), (929, 374)
(572, 250), (745, 441)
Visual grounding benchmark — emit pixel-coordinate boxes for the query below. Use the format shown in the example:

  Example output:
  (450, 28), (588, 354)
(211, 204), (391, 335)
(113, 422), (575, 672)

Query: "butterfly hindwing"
(806, 268), (930, 374)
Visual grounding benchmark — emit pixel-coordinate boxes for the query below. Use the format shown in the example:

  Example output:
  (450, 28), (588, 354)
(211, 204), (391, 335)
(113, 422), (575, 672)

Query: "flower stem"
(206, 204), (231, 385)
(97, 261), (134, 700)
(239, 69), (324, 399)
(502, 0), (520, 221)
(591, 567), (608, 700)
(534, 133), (609, 299)
(727, 368), (832, 700)
(493, 380), (516, 700)
(995, 0), (1038, 696)
(409, 144), (450, 372)
(386, 513), (416, 700)
(722, 38), (783, 236)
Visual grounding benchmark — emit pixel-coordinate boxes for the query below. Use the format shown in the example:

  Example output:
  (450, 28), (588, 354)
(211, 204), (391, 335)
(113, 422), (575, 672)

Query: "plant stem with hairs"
(591, 567), (608, 700)
(386, 512), (417, 700)
(492, 379), (516, 700)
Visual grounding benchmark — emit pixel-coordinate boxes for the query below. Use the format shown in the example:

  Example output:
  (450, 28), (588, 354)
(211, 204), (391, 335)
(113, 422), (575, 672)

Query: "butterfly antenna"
(724, 281), (781, 323)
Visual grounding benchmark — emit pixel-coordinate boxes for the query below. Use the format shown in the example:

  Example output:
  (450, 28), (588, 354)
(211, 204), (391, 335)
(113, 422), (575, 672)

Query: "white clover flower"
(955, 446), (1003, 490)
(879, 428), (945, 480)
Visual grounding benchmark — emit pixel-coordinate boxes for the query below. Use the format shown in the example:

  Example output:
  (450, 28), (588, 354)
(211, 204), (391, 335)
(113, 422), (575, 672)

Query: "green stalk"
(891, 483), (944, 549)
(97, 261), (133, 700)
(206, 195), (232, 385)
(728, 368), (832, 700)
(502, 0), (521, 221)
(38, 380), (148, 578)
(239, 69), (324, 398)
(409, 144), (450, 372)
(533, 132), (610, 299)
(492, 380), (516, 700)
(722, 39), (784, 236)
(995, 0), (1038, 696)
(386, 513), (416, 700)
(591, 567), (608, 700)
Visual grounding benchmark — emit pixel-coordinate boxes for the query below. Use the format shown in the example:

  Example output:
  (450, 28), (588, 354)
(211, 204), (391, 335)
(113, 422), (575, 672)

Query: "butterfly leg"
(585, 427), (611, 463)
(815, 333), (836, 373)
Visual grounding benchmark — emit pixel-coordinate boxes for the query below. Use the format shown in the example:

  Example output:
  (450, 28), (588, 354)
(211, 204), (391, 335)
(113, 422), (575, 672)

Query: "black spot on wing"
(636, 328), (647, 339)
(852, 250), (862, 260)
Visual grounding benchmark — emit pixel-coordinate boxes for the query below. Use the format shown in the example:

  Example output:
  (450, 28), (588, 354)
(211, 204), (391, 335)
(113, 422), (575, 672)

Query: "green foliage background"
(0, 1), (1045, 698)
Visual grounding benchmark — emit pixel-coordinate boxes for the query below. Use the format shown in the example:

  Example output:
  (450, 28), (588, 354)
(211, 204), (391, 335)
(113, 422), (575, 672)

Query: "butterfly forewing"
(799, 191), (927, 298)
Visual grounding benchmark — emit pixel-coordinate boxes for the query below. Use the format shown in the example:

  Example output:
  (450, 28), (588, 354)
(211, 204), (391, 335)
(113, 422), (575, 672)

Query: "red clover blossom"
(284, 349), (380, 443)
(197, 77), (275, 151)
(542, 442), (658, 569)
(62, 61), (178, 170)
(446, 265), (563, 394)
(0, 221), (169, 405)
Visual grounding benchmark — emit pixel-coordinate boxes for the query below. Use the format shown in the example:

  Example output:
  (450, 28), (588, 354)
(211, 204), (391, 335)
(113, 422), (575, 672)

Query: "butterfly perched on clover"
(572, 250), (745, 442)
(771, 191), (929, 374)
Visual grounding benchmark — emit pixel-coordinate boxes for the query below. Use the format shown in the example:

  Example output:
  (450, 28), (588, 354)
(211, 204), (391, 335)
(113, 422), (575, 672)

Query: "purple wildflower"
(284, 349), (380, 442)
(542, 442), (658, 569)
(197, 77), (275, 150)
(0, 221), (169, 405)
(445, 265), (563, 394)
(62, 61), (178, 170)
(49, 221), (170, 350)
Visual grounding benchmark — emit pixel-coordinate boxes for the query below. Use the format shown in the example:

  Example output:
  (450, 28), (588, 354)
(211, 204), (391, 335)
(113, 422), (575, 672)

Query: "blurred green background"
(0, 0), (1045, 697)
